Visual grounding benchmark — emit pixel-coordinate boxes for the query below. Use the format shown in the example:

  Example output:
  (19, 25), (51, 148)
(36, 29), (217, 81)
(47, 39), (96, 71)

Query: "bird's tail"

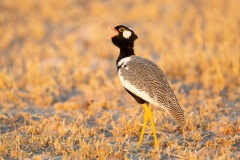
(168, 104), (186, 127)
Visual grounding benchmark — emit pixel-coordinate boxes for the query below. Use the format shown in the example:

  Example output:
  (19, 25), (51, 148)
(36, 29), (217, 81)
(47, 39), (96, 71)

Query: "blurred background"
(0, 0), (239, 108)
(0, 0), (240, 159)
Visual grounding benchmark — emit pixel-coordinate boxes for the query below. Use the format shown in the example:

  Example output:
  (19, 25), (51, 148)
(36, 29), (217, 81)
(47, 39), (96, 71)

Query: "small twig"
(169, 153), (185, 159)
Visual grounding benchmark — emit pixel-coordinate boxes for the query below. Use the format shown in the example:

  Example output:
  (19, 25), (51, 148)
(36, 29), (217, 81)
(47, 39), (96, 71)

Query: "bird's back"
(118, 55), (185, 126)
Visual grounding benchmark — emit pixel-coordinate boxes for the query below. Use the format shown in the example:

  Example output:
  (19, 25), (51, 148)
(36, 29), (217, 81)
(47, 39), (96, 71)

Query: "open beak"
(107, 27), (118, 39)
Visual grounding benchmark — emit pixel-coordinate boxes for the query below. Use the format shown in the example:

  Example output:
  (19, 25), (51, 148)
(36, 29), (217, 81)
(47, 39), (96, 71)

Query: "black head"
(108, 25), (138, 49)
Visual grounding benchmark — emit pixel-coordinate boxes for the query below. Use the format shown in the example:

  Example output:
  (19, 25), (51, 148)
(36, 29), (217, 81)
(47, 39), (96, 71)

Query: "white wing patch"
(123, 30), (132, 39)
(117, 57), (131, 67)
(118, 69), (159, 107)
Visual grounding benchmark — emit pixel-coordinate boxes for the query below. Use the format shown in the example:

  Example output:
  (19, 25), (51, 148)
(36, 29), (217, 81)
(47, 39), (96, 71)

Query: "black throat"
(116, 45), (135, 67)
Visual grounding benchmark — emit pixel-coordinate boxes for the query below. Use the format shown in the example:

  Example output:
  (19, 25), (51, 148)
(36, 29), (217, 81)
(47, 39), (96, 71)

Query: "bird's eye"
(119, 28), (125, 32)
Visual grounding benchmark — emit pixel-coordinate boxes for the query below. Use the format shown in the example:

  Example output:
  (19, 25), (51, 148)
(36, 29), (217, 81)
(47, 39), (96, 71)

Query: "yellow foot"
(131, 145), (141, 153)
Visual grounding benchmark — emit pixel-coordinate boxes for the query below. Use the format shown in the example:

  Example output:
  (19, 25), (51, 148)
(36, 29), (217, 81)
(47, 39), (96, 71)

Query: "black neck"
(116, 45), (135, 66)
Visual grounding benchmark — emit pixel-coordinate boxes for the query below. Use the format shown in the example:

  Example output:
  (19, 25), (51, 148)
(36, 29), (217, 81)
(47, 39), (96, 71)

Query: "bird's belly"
(118, 69), (158, 106)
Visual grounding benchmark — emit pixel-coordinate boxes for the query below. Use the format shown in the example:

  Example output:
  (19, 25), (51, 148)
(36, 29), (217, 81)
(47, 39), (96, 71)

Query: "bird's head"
(107, 25), (138, 49)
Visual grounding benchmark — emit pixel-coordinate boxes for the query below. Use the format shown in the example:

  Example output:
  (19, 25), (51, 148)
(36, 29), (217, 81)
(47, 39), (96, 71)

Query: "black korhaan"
(108, 25), (186, 148)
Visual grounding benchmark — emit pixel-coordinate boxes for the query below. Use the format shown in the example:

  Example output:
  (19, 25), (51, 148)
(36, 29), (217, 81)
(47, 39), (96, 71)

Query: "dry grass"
(0, 0), (240, 159)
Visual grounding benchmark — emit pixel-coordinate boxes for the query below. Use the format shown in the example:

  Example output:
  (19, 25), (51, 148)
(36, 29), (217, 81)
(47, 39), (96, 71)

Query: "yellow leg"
(137, 111), (148, 147)
(138, 103), (158, 148)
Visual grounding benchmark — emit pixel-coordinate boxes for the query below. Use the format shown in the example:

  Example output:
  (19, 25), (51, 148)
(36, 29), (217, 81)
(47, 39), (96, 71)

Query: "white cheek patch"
(123, 30), (132, 39)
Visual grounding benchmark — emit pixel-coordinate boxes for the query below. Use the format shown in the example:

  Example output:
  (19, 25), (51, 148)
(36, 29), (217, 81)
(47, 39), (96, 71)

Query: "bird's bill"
(107, 27), (118, 39)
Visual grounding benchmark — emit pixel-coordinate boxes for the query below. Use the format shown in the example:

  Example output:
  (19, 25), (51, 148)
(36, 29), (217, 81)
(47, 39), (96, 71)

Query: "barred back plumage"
(118, 55), (186, 126)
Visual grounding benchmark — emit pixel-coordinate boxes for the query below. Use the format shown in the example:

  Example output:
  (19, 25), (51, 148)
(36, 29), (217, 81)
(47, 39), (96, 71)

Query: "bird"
(107, 25), (186, 148)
